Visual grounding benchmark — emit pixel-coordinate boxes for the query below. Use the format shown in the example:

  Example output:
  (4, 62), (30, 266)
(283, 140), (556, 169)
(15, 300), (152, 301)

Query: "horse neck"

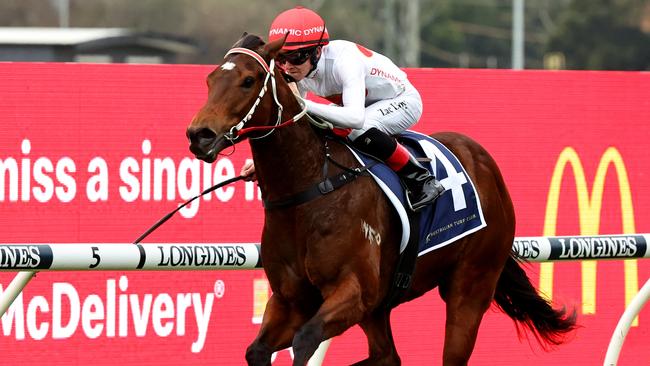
(249, 82), (325, 201)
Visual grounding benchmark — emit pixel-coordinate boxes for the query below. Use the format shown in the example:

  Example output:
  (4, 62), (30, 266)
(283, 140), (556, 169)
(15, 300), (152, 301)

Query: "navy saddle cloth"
(346, 130), (487, 255)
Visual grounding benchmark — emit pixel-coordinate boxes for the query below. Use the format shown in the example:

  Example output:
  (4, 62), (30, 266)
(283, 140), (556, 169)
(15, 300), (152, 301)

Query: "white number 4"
(417, 140), (468, 212)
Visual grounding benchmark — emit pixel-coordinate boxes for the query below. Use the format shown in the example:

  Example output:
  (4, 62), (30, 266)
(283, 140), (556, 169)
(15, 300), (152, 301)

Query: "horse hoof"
(245, 341), (272, 366)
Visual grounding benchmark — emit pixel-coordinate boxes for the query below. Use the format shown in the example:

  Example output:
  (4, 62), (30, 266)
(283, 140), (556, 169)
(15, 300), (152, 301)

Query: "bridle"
(222, 47), (307, 141)
(133, 44), (356, 249)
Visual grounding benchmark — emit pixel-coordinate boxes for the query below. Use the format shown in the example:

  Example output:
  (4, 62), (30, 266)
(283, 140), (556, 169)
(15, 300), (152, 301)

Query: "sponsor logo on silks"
(0, 276), (217, 353)
(369, 67), (402, 83)
(269, 26), (326, 37)
(156, 245), (248, 267)
(540, 146), (639, 319)
(377, 101), (408, 117)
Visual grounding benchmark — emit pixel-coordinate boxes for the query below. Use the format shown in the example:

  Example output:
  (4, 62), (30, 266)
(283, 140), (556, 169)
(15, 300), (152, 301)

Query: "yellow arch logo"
(541, 147), (638, 323)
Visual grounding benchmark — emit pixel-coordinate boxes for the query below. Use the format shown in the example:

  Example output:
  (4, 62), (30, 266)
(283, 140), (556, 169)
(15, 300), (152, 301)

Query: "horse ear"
(262, 33), (288, 62)
(232, 32), (259, 49)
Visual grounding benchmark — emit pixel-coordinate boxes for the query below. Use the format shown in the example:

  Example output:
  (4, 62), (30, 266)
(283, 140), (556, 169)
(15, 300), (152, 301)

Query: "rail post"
(603, 278), (650, 365)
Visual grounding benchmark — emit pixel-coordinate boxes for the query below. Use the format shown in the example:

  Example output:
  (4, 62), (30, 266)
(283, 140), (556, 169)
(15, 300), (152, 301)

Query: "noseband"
(223, 47), (307, 141)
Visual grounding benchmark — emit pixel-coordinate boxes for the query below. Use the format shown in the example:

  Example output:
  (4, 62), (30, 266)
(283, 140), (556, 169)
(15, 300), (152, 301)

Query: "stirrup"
(405, 179), (445, 212)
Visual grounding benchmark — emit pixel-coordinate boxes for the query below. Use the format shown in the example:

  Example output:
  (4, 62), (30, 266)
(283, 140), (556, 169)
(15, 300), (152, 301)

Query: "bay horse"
(186, 34), (576, 366)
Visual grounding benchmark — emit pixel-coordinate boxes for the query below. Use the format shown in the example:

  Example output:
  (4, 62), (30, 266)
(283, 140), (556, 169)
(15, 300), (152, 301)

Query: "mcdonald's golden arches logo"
(541, 146), (638, 324)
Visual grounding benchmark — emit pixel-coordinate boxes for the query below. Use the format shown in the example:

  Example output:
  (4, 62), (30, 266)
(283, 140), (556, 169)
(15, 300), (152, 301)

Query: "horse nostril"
(196, 127), (217, 141)
(187, 127), (217, 145)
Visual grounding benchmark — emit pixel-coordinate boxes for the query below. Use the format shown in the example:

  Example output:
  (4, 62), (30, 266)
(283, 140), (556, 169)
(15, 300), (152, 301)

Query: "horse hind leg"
(352, 308), (401, 366)
(291, 275), (367, 366)
(440, 263), (505, 366)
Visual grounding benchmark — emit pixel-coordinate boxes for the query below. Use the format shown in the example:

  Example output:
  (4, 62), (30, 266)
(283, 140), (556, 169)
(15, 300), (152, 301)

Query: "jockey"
(243, 6), (444, 211)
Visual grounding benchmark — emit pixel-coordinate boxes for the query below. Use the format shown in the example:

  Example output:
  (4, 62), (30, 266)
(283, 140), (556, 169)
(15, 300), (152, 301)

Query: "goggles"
(276, 47), (315, 65)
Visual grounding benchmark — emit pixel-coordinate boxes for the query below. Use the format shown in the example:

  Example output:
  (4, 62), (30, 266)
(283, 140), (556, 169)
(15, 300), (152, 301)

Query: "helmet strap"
(306, 46), (322, 78)
(283, 72), (296, 83)
(306, 22), (327, 77)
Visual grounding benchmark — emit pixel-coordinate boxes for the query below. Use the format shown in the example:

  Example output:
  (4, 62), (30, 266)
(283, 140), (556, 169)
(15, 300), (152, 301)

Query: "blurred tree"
(420, 1), (510, 68)
(67, 0), (384, 64)
(0, 0), (59, 26)
(418, 0), (569, 68)
(546, 0), (650, 70)
(66, 0), (300, 64)
(0, 0), (648, 69)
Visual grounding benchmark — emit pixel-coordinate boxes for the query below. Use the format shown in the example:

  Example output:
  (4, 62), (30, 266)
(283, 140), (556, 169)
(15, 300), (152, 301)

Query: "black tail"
(493, 255), (578, 348)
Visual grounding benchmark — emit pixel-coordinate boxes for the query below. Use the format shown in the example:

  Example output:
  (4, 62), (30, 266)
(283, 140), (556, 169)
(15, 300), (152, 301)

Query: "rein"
(133, 49), (339, 241)
(223, 48), (377, 210)
(222, 47), (307, 141)
(133, 175), (244, 245)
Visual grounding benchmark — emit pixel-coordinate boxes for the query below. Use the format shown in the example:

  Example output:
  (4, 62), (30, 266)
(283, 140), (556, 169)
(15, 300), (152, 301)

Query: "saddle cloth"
(346, 130), (487, 255)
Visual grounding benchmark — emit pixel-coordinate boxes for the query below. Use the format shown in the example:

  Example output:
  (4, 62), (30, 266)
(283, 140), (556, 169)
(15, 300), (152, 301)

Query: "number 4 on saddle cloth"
(348, 130), (487, 257)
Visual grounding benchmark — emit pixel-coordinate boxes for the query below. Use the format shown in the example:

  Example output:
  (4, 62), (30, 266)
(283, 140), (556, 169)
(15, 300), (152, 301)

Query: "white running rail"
(603, 278), (650, 365)
(1, 234), (649, 365)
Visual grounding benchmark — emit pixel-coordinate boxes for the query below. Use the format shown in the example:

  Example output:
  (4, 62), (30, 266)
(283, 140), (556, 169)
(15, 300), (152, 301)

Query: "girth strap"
(263, 169), (363, 210)
(263, 135), (376, 210)
(382, 208), (421, 309)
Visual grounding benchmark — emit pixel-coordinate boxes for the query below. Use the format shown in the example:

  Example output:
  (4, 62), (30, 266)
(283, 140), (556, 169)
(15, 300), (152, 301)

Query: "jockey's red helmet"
(268, 6), (330, 51)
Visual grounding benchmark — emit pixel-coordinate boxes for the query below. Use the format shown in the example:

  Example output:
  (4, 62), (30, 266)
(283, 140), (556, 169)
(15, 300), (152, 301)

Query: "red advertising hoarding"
(1, 63), (649, 365)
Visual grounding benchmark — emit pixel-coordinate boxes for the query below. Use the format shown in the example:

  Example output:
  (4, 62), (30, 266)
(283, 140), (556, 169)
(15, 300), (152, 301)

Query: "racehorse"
(186, 34), (576, 366)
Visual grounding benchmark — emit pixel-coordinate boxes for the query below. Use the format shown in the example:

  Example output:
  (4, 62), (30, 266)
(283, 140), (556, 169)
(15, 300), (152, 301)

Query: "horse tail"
(493, 255), (578, 348)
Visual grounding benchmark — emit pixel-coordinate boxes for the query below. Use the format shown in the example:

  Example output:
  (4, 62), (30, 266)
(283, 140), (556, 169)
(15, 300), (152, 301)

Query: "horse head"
(186, 33), (298, 163)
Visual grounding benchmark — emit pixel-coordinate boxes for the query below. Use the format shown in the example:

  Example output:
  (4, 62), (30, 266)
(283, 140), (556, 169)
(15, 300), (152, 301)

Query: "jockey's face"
(277, 47), (321, 81)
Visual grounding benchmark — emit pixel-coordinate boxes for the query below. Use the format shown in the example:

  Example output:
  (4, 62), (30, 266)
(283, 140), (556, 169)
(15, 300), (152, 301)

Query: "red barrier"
(1, 63), (649, 365)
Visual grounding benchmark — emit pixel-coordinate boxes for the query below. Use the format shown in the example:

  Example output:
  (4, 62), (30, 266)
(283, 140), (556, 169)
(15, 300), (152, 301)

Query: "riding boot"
(352, 127), (445, 211)
(397, 155), (445, 211)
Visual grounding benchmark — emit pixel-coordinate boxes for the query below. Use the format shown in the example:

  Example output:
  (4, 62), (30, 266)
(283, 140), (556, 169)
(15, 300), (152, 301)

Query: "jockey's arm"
(303, 58), (366, 129)
(242, 61), (366, 182)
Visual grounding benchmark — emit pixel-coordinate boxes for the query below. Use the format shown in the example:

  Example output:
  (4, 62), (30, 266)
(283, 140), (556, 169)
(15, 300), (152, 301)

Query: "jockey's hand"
(240, 160), (257, 182)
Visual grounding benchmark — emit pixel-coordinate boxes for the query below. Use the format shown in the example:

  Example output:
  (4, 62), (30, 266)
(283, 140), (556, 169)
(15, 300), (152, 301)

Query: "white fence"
(1, 234), (649, 365)
(0, 243), (262, 271)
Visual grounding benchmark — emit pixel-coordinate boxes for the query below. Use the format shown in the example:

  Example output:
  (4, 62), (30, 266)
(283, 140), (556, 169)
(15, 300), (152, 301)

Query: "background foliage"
(1, 0), (648, 69)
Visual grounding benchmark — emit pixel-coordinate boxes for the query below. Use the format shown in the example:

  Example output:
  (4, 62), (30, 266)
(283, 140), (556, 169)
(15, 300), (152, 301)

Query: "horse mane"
(232, 32), (266, 51)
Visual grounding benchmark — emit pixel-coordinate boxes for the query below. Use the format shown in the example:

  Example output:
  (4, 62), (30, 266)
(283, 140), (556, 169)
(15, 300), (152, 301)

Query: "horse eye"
(241, 76), (255, 88)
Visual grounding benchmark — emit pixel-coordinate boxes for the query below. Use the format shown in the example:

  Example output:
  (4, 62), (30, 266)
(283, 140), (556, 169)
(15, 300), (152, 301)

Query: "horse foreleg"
(352, 308), (401, 366)
(246, 294), (309, 366)
(291, 275), (366, 366)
